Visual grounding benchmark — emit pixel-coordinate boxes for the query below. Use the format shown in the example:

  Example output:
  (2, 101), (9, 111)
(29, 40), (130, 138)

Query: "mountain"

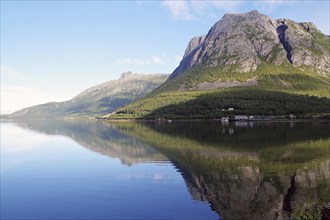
(171, 10), (329, 80)
(8, 72), (168, 119)
(106, 10), (330, 119)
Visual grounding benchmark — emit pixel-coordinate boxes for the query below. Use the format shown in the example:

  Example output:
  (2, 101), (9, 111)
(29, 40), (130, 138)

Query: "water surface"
(1, 120), (329, 219)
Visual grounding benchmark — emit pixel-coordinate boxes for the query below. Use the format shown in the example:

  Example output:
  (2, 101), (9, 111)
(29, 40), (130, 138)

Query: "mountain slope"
(171, 10), (329, 80)
(9, 72), (168, 119)
(106, 10), (330, 119)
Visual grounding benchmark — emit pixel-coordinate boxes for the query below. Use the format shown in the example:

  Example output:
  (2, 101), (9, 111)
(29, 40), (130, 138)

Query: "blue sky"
(1, 0), (329, 114)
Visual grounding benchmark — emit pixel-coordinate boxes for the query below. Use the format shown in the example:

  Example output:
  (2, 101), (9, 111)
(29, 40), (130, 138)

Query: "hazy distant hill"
(107, 10), (330, 119)
(9, 72), (168, 119)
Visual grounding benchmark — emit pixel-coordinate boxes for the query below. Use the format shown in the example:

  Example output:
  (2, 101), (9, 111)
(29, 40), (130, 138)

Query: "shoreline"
(99, 118), (330, 123)
(2, 116), (330, 123)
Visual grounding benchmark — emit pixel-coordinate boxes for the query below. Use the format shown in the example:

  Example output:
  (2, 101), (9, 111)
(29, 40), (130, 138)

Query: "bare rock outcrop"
(276, 20), (330, 75)
(171, 10), (330, 79)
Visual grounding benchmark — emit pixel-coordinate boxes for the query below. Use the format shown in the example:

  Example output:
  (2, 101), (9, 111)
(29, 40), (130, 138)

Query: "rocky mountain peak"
(120, 71), (135, 79)
(183, 35), (206, 58)
(170, 10), (329, 79)
(222, 9), (267, 20)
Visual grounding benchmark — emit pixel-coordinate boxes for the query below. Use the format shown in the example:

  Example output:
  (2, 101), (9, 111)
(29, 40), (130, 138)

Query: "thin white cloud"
(161, 0), (243, 20)
(116, 56), (168, 66)
(161, 0), (193, 20)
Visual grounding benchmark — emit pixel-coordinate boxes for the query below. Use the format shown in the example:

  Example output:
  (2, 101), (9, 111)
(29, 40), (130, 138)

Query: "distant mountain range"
(107, 10), (330, 119)
(7, 72), (168, 119)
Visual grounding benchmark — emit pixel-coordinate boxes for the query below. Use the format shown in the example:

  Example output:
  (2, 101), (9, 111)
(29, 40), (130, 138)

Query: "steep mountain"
(171, 10), (329, 80)
(9, 72), (168, 119)
(106, 10), (330, 119)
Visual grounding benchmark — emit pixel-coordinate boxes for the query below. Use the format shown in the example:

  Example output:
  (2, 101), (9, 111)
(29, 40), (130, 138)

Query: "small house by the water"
(235, 115), (248, 121)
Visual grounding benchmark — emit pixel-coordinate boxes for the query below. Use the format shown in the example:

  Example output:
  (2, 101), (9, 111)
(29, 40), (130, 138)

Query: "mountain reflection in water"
(15, 120), (330, 220)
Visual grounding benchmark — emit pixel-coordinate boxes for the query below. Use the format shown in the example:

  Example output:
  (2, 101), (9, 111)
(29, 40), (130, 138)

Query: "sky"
(1, 0), (329, 114)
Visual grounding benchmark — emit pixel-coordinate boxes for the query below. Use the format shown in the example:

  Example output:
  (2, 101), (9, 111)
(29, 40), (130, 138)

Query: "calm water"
(1, 120), (329, 220)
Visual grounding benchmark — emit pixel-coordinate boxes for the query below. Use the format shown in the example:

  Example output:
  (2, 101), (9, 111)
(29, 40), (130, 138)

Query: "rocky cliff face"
(171, 10), (329, 79)
(277, 20), (329, 73)
(183, 35), (206, 59)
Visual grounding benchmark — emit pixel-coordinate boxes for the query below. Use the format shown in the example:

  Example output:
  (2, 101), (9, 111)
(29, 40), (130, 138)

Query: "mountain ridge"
(8, 72), (169, 119)
(171, 10), (329, 81)
(107, 10), (330, 119)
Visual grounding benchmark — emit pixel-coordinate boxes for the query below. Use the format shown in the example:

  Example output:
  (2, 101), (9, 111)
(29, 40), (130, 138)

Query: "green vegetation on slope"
(114, 88), (329, 119)
(106, 63), (330, 119)
(9, 73), (168, 119)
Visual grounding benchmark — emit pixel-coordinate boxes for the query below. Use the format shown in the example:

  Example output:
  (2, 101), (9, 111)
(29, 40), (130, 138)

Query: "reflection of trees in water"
(141, 121), (330, 149)
(15, 120), (330, 219)
(113, 121), (330, 220)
